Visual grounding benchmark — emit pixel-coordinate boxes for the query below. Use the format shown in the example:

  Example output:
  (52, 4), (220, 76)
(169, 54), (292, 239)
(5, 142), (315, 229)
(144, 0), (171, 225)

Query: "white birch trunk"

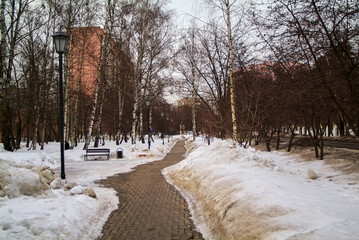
(71, 34), (86, 147)
(115, 77), (125, 143)
(191, 29), (197, 141)
(191, 87), (197, 141)
(226, 0), (237, 148)
(94, 80), (106, 147)
(64, 33), (73, 143)
(131, 97), (139, 144)
(139, 110), (144, 142)
(83, 0), (112, 150)
(115, 36), (124, 143)
(96, 0), (114, 146)
(130, 0), (148, 145)
(32, 104), (40, 150)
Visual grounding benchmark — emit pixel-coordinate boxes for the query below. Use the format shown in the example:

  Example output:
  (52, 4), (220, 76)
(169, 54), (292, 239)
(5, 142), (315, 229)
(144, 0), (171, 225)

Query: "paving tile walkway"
(98, 141), (204, 240)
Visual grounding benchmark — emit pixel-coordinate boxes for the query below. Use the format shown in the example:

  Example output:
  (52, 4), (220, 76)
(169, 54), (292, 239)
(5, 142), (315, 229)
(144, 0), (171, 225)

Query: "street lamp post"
(52, 30), (68, 180)
(145, 99), (151, 149)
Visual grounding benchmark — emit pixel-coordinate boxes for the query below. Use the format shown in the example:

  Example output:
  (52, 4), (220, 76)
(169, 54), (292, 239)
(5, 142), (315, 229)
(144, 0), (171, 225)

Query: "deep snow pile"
(163, 138), (359, 240)
(0, 136), (178, 239)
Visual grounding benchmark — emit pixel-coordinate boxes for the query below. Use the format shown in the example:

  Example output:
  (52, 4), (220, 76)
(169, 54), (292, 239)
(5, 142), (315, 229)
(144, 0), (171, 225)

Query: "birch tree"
(174, 25), (199, 141)
(190, 29), (198, 141)
(123, 0), (172, 144)
(39, 5), (57, 150)
(94, 0), (115, 147)
(224, 0), (237, 148)
(203, 0), (238, 147)
(129, 0), (147, 144)
(113, 13), (127, 145)
(83, 0), (114, 150)
(53, 0), (94, 147)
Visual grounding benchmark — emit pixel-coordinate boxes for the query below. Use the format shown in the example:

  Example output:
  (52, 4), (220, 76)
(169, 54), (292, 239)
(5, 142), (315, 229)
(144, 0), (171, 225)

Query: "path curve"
(98, 141), (204, 240)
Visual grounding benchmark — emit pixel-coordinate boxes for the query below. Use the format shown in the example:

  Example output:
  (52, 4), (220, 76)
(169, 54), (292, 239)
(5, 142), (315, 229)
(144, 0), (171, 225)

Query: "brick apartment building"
(70, 26), (104, 96)
(69, 26), (134, 137)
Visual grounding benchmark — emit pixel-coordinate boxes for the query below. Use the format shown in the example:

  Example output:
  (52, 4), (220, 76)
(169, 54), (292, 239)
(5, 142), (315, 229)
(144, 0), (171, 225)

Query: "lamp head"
(52, 30), (68, 54)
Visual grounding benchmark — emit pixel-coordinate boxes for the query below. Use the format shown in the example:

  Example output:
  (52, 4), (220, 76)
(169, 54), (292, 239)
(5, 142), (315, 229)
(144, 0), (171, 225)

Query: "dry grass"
(167, 138), (358, 240)
(168, 165), (291, 240)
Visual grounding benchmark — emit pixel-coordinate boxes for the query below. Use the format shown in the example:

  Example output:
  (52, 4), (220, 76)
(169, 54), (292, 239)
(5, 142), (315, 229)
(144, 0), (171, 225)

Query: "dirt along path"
(98, 140), (204, 240)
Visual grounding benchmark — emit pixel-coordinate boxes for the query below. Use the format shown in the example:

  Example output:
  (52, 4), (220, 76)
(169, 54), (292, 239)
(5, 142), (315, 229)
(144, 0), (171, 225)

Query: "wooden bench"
(84, 148), (110, 161)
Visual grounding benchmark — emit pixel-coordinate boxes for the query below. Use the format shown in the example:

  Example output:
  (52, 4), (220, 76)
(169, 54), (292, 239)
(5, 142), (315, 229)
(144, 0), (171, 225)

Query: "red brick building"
(70, 27), (104, 96)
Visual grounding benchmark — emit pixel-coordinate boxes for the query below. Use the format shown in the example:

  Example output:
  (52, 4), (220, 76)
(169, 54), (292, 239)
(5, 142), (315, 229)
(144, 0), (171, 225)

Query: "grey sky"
(167, 0), (203, 29)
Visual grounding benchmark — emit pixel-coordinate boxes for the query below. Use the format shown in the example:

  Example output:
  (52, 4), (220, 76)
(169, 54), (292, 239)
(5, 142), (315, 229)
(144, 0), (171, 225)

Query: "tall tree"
(123, 0), (172, 144)
(267, 0), (359, 136)
(0, 0), (40, 151)
(204, 0), (239, 147)
(83, 0), (114, 150)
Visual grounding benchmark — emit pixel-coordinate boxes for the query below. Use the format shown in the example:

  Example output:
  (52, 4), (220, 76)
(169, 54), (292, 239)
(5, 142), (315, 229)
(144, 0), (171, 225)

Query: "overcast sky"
(167, 0), (203, 29)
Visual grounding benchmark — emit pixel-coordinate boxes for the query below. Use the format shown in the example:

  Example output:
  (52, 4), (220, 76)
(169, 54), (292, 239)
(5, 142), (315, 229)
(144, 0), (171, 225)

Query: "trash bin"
(116, 148), (123, 158)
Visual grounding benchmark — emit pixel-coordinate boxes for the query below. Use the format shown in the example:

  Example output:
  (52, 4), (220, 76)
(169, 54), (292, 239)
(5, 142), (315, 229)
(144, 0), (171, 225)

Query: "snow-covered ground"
(163, 138), (359, 240)
(0, 136), (178, 239)
(2, 135), (359, 240)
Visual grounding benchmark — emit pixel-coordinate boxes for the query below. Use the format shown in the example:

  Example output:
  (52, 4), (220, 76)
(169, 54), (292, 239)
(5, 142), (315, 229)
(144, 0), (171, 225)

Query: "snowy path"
(0, 137), (180, 239)
(98, 141), (203, 239)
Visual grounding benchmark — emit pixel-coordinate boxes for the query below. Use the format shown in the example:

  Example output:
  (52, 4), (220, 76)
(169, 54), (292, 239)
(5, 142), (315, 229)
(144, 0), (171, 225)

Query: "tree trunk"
(319, 135), (324, 160)
(287, 126), (296, 152)
(0, 0), (5, 76)
(94, 75), (106, 148)
(83, 0), (113, 150)
(116, 84), (125, 145)
(131, 3), (145, 145)
(71, 35), (86, 147)
(276, 128), (281, 150)
(115, 43), (125, 145)
(191, 28), (197, 141)
(64, 34), (72, 144)
(264, 129), (274, 152)
(139, 110), (145, 143)
(225, 0), (238, 148)
(131, 94), (139, 144)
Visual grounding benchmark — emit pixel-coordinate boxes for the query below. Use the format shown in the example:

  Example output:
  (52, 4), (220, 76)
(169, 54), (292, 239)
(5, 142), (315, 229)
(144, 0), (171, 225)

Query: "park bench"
(84, 148), (110, 161)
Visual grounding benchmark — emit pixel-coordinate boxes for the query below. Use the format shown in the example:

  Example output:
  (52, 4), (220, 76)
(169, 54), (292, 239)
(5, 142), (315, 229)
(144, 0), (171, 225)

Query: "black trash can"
(116, 148), (123, 158)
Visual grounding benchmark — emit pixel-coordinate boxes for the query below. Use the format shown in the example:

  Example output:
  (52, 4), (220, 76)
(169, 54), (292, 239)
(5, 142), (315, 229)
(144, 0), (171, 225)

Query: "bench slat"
(86, 149), (110, 152)
(84, 148), (110, 161)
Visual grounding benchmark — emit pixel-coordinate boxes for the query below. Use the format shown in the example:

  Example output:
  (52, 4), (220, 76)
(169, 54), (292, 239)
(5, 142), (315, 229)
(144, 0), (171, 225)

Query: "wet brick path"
(98, 141), (204, 240)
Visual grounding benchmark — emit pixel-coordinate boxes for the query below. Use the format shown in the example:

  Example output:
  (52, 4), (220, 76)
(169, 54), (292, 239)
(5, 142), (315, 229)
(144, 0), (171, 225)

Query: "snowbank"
(163, 138), (359, 240)
(0, 136), (178, 239)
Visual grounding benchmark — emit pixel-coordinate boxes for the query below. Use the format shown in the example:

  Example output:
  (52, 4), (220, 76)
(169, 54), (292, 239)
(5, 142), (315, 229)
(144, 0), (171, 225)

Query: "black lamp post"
(52, 30), (68, 180)
(145, 99), (151, 149)
(161, 112), (164, 145)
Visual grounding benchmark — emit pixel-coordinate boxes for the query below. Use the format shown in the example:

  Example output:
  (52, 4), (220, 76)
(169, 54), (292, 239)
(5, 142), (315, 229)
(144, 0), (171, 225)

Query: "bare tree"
(120, 0), (172, 144)
(267, 0), (359, 136)
(83, 0), (114, 150)
(0, 0), (36, 151)
(203, 0), (240, 147)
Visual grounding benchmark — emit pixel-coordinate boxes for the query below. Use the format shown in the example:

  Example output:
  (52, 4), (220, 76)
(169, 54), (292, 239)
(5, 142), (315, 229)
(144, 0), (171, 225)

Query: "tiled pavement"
(98, 141), (204, 240)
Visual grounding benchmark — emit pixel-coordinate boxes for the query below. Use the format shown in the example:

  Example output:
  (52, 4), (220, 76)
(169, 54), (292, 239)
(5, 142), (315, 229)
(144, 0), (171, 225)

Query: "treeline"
(175, 0), (358, 159)
(0, 0), (176, 151)
(1, 0), (358, 159)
